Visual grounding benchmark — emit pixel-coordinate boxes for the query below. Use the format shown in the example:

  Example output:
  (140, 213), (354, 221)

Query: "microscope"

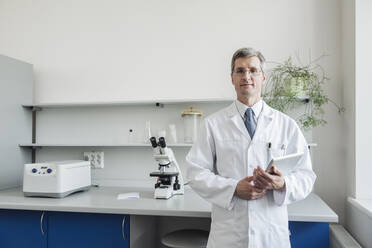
(149, 137), (184, 199)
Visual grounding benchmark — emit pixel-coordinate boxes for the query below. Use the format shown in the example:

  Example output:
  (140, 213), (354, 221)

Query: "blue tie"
(244, 108), (256, 139)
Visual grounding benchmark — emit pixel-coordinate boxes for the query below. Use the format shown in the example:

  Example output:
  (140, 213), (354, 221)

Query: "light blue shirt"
(234, 99), (263, 124)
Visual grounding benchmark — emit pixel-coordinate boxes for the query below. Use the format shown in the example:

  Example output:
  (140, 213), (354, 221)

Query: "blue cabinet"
(0, 210), (129, 248)
(289, 221), (329, 248)
(0, 209), (47, 248)
(0, 209), (328, 248)
(47, 211), (130, 248)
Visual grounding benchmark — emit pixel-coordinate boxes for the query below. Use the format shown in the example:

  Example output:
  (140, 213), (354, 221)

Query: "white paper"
(117, 192), (140, 200)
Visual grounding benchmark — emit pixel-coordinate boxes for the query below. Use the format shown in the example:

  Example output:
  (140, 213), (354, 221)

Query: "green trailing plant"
(263, 56), (344, 130)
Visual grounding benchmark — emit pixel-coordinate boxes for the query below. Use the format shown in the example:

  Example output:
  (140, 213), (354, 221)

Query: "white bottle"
(168, 124), (177, 143)
(181, 107), (203, 143)
(144, 121), (151, 143)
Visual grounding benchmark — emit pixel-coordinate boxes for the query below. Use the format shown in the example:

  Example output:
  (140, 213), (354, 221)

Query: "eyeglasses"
(233, 68), (262, 77)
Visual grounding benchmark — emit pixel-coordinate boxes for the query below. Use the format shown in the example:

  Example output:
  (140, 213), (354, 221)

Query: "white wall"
(341, 0), (358, 238)
(342, 1), (372, 246)
(341, 0), (356, 200)
(2, 0), (329, 103)
(309, 0), (346, 224)
(0, 0), (346, 222)
(355, 0), (372, 200)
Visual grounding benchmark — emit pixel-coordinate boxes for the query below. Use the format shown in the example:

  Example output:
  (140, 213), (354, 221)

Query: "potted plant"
(263, 56), (344, 130)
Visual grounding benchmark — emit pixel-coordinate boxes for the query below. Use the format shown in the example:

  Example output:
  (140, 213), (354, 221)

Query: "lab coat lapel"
(251, 101), (274, 143)
(226, 102), (252, 141)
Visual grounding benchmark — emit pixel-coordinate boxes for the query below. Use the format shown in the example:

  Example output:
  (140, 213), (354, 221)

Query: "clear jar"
(181, 107), (203, 143)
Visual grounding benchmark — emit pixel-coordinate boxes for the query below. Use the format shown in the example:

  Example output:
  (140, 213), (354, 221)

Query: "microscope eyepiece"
(158, 137), (166, 148)
(150, 137), (158, 148)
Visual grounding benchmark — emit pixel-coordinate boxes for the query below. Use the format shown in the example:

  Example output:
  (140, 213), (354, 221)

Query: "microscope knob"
(173, 183), (180, 190)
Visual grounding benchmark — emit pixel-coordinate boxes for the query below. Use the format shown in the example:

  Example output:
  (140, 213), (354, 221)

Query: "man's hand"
(253, 166), (285, 191)
(235, 176), (267, 200)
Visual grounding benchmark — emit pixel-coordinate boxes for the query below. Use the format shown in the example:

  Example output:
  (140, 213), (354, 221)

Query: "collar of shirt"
(235, 99), (263, 123)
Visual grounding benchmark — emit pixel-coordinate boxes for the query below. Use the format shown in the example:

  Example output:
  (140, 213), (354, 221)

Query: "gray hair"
(231, 47), (266, 73)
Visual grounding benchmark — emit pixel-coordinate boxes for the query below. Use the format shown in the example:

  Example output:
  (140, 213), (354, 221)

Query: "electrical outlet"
(84, 151), (104, 169)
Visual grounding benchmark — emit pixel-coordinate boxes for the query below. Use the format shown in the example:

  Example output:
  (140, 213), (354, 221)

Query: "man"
(186, 48), (316, 248)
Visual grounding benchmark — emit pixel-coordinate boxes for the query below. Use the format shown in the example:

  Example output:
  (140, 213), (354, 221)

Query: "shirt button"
(250, 229), (255, 235)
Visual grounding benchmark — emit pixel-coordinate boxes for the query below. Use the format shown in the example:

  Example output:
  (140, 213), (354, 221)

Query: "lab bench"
(0, 186), (337, 248)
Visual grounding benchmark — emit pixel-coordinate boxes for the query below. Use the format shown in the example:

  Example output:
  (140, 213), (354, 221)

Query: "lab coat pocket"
(269, 142), (286, 159)
(256, 137), (286, 157)
(251, 140), (285, 171)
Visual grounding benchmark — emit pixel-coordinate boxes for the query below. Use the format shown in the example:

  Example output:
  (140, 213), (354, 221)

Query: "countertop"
(0, 186), (338, 222)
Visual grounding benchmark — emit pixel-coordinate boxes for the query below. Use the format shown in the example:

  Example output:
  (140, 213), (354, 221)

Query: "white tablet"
(266, 152), (304, 176)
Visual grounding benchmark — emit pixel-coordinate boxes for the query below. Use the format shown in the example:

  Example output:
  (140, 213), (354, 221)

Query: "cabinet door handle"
(121, 216), (126, 240)
(40, 212), (45, 236)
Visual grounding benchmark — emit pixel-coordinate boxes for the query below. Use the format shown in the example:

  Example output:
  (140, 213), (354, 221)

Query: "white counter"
(0, 186), (338, 222)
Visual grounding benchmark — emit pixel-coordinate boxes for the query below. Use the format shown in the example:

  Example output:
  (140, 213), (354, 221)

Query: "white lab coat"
(186, 101), (316, 248)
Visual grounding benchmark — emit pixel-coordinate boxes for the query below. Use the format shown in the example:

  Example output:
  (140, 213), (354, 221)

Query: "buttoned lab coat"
(186, 101), (316, 248)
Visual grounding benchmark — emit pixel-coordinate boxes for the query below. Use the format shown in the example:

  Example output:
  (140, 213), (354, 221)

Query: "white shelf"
(22, 98), (234, 108)
(19, 143), (316, 148)
(22, 97), (312, 109)
(19, 143), (193, 148)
